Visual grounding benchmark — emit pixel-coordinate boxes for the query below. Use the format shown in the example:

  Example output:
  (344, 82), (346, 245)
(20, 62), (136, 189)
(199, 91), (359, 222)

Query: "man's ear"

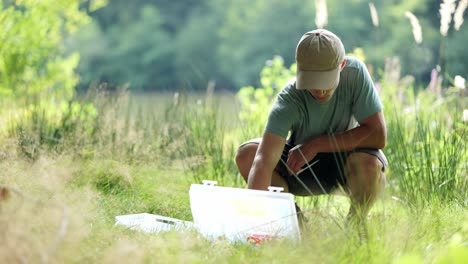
(340, 59), (347, 70)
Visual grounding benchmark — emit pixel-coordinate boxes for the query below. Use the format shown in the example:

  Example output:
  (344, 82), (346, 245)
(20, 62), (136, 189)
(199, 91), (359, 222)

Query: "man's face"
(307, 88), (336, 103)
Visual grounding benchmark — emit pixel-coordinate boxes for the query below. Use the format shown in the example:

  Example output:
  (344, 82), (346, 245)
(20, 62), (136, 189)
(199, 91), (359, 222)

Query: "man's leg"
(345, 152), (386, 221)
(235, 142), (289, 191)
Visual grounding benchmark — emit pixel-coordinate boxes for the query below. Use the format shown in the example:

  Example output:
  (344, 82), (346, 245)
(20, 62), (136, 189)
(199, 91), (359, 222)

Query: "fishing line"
(296, 149), (328, 195)
(279, 158), (316, 196)
(279, 149), (346, 233)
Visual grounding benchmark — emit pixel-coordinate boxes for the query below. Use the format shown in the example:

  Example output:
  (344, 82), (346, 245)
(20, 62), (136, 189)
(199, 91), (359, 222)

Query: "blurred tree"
(364, 0), (467, 85)
(89, 0), (206, 33)
(216, 0), (314, 88)
(0, 0), (101, 103)
(88, 0), (148, 30)
(73, 0), (210, 90)
(173, 1), (225, 90)
(155, 0), (208, 33)
(368, 0), (435, 81)
(330, 0), (442, 84)
(445, 28), (468, 79)
(69, 0), (466, 91)
(110, 5), (174, 90)
(66, 21), (108, 91)
(72, 5), (174, 90)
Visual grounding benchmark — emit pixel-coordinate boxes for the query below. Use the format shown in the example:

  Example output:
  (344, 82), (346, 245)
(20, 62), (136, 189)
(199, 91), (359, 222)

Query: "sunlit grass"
(0, 153), (466, 263)
(0, 89), (466, 263)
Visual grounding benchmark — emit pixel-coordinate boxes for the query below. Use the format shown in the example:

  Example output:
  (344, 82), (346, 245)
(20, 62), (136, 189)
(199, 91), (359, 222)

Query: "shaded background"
(68, 0), (468, 92)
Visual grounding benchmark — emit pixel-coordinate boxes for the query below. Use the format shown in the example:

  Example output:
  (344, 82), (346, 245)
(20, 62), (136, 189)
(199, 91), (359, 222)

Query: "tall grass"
(178, 100), (240, 186)
(4, 99), (98, 160)
(382, 81), (467, 208)
(0, 67), (466, 262)
(1, 156), (466, 263)
(386, 103), (467, 207)
(2, 66), (465, 207)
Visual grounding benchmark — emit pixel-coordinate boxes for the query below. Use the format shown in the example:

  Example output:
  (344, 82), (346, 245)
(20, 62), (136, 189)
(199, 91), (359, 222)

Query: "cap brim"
(296, 67), (340, 90)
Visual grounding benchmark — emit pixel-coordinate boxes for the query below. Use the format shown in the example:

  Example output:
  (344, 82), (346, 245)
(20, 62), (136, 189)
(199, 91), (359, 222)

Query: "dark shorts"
(240, 138), (388, 196)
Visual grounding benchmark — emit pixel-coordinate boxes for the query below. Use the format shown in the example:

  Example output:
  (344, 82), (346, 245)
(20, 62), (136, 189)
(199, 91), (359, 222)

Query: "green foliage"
(88, 0), (108, 12)
(77, 159), (133, 195)
(0, 0), (93, 102)
(7, 100), (99, 160)
(73, 5), (174, 90)
(347, 48), (367, 63)
(445, 31), (468, 78)
(80, 0), (468, 90)
(216, 0), (312, 88)
(236, 56), (295, 139)
(435, 243), (468, 264)
(1, 152), (467, 262)
(382, 85), (467, 207)
(178, 100), (238, 186)
(173, 5), (223, 90)
(90, 0), (204, 33)
(375, 55), (467, 206)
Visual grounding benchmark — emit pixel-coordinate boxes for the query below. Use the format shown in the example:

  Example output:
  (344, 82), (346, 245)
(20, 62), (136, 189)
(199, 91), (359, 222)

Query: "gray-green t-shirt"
(265, 56), (382, 145)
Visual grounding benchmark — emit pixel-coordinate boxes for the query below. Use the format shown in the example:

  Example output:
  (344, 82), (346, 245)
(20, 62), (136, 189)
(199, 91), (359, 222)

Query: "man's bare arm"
(247, 132), (286, 190)
(287, 111), (386, 173)
(312, 111), (387, 152)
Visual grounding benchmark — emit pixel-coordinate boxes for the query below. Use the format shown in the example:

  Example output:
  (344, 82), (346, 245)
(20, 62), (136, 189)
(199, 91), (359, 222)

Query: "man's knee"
(235, 143), (257, 165)
(235, 143), (258, 180)
(347, 152), (383, 173)
(346, 152), (386, 192)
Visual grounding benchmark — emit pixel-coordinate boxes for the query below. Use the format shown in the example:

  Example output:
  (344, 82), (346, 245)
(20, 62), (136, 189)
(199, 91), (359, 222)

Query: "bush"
(0, 0), (100, 103)
(74, 160), (132, 195)
(7, 101), (99, 160)
(236, 56), (295, 139)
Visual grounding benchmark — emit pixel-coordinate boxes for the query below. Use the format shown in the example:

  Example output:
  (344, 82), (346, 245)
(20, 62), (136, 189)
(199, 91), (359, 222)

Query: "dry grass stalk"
(405, 11), (423, 44)
(439, 0), (457, 36)
(0, 185), (70, 263)
(0, 186), (10, 202)
(454, 0), (468, 30)
(454, 75), (466, 89)
(384, 57), (401, 85)
(315, 0), (328, 29)
(463, 109), (468, 122)
(369, 2), (379, 27)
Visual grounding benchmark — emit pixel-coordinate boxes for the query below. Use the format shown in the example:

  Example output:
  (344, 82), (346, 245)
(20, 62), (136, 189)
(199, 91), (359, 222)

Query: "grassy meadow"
(0, 82), (467, 263)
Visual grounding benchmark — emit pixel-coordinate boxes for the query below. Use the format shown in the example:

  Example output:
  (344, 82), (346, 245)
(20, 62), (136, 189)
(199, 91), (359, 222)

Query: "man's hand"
(286, 143), (318, 175)
(285, 111), (386, 175)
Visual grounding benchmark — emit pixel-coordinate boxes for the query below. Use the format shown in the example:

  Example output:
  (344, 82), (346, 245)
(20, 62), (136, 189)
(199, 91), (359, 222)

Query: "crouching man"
(235, 29), (388, 223)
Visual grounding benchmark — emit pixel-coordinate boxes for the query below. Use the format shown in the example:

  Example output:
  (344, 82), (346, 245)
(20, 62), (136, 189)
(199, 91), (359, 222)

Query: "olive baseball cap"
(295, 29), (345, 90)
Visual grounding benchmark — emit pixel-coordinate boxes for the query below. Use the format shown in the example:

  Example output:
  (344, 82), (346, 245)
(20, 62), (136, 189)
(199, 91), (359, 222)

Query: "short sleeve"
(265, 84), (301, 138)
(351, 60), (383, 122)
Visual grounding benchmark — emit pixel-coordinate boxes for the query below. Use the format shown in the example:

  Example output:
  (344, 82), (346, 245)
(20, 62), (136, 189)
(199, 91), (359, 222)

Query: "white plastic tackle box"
(115, 180), (300, 244)
(189, 180), (300, 243)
